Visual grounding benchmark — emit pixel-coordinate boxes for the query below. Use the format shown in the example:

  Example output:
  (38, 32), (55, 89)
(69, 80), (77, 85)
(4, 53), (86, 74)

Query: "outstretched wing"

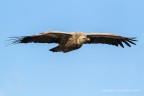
(86, 33), (137, 48)
(10, 31), (72, 44)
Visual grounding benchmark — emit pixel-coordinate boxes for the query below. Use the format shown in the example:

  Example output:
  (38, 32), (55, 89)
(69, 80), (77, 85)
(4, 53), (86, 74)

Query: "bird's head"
(77, 36), (90, 45)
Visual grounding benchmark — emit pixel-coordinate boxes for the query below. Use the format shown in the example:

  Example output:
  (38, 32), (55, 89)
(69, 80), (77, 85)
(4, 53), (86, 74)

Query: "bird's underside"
(10, 31), (137, 53)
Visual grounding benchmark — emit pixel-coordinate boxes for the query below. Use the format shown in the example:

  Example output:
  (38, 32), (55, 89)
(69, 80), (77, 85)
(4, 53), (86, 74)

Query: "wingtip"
(6, 36), (26, 46)
(129, 37), (137, 41)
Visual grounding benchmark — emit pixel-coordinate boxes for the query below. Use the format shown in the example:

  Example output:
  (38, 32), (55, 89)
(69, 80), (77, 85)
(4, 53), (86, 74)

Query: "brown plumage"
(11, 31), (137, 53)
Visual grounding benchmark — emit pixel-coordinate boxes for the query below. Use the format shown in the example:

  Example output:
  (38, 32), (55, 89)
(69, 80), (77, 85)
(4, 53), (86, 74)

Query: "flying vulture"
(11, 31), (137, 53)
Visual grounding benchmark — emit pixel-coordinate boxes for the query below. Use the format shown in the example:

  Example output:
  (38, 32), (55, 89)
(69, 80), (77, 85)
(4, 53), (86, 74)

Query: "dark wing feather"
(10, 31), (72, 44)
(86, 33), (137, 48)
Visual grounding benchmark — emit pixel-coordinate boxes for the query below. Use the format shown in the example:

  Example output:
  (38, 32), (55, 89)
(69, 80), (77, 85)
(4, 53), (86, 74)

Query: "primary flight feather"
(11, 31), (137, 53)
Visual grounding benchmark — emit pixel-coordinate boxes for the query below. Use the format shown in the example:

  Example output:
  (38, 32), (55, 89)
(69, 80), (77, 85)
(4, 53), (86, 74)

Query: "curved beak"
(87, 38), (90, 41)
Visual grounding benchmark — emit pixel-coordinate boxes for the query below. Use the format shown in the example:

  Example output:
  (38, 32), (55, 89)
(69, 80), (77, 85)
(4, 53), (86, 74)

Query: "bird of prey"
(11, 31), (137, 53)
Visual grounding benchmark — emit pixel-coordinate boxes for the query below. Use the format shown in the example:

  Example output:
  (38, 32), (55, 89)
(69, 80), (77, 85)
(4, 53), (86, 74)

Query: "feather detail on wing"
(10, 31), (72, 44)
(86, 33), (137, 48)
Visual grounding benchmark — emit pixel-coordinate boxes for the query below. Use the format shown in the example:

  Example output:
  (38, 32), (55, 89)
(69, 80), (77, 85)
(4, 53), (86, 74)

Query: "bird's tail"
(50, 46), (62, 52)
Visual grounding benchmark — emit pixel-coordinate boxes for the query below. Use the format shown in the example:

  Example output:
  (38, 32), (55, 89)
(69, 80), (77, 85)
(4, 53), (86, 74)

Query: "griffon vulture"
(11, 31), (137, 53)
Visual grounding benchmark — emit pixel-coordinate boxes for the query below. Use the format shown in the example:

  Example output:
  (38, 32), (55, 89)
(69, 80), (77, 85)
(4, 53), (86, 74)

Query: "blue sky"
(0, 0), (144, 96)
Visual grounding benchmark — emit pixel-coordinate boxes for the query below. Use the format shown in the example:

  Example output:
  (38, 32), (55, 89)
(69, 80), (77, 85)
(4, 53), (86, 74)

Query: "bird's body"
(52, 32), (88, 52)
(11, 31), (137, 53)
